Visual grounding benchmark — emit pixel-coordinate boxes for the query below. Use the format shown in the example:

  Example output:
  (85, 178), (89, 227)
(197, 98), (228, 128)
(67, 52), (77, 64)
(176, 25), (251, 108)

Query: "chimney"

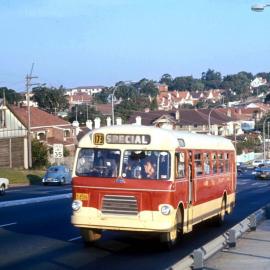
(116, 117), (122, 125)
(106, 116), (111, 126)
(144, 108), (150, 113)
(135, 116), (142, 125)
(175, 110), (180, 120)
(86, 119), (93, 130)
(227, 109), (231, 117)
(94, 117), (101, 129)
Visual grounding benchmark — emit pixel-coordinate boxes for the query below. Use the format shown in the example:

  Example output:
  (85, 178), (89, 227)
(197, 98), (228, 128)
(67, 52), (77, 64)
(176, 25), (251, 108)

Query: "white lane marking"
(0, 222), (17, 228)
(257, 183), (269, 187)
(0, 193), (72, 208)
(68, 236), (82, 242)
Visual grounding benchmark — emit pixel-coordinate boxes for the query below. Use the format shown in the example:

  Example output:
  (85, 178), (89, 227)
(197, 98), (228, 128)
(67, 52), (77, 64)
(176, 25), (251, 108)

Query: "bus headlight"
(160, 205), (171, 215)
(72, 200), (82, 211)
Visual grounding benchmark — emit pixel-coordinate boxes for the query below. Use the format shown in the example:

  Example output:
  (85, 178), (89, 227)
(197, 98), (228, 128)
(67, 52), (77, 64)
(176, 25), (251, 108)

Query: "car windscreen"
(76, 148), (120, 178)
(48, 167), (59, 172)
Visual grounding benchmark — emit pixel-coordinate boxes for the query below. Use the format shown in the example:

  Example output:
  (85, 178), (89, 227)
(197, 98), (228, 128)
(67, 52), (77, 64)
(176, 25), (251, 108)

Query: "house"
(0, 99), (28, 168)
(66, 85), (105, 96)
(0, 103), (77, 168)
(67, 92), (93, 106)
(9, 105), (77, 155)
(250, 77), (267, 88)
(128, 108), (240, 137)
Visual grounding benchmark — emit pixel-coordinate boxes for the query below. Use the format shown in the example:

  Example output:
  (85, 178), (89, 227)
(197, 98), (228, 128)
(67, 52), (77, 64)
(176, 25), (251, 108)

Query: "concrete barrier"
(170, 205), (269, 270)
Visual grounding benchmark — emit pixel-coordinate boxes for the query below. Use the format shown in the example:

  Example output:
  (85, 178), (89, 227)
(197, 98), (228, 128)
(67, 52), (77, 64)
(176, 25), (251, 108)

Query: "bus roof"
(78, 124), (235, 151)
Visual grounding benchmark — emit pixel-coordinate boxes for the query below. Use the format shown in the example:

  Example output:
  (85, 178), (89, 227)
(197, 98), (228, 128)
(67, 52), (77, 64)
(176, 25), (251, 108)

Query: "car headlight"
(72, 200), (82, 211)
(160, 205), (171, 215)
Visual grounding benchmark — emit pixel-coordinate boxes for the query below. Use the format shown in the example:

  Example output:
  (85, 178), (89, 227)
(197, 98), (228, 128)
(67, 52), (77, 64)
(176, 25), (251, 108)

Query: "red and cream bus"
(71, 124), (236, 246)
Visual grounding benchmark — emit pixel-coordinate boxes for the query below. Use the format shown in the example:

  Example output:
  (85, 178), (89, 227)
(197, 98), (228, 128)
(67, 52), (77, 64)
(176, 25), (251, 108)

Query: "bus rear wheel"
(80, 228), (102, 245)
(160, 210), (182, 249)
(212, 198), (226, 226)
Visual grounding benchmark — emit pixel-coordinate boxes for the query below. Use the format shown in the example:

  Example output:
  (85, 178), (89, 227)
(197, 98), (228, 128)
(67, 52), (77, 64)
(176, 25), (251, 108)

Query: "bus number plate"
(94, 133), (104, 145)
(76, 193), (89, 201)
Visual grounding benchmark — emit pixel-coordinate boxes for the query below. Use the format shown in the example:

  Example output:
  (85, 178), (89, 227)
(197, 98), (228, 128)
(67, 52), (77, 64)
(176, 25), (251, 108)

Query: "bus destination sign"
(106, 134), (151, 145)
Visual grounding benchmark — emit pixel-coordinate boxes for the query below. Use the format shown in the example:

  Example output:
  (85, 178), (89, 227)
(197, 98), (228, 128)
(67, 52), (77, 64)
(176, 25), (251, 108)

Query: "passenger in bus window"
(143, 158), (156, 179)
(204, 155), (210, 175)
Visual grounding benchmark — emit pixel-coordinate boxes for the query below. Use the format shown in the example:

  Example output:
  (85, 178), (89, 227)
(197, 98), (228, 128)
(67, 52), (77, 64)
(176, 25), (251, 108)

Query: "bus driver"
(143, 159), (156, 179)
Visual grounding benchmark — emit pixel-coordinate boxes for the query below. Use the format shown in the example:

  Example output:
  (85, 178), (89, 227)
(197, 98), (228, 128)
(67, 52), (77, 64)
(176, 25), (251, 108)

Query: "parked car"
(254, 165), (270, 180)
(237, 162), (248, 174)
(252, 159), (264, 168)
(42, 165), (71, 185)
(0, 177), (9, 195)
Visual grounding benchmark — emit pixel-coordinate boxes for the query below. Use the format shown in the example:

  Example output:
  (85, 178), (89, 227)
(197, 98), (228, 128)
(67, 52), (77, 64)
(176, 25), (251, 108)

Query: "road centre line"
(68, 236), (82, 242)
(0, 222), (17, 228)
(0, 193), (72, 208)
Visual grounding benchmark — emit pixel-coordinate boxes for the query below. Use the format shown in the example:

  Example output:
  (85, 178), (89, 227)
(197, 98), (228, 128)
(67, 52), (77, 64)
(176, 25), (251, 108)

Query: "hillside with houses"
(1, 70), (270, 168)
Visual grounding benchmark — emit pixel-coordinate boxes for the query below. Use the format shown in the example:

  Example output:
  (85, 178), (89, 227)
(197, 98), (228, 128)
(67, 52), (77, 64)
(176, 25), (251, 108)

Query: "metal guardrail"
(170, 206), (268, 270)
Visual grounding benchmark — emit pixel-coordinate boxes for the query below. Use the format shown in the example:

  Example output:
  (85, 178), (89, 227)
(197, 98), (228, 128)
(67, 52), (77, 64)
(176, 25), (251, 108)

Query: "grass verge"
(0, 168), (45, 185)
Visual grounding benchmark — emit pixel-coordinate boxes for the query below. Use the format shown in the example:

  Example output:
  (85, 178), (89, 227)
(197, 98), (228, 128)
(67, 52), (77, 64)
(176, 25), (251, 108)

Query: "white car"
(252, 160), (264, 168)
(0, 177), (9, 195)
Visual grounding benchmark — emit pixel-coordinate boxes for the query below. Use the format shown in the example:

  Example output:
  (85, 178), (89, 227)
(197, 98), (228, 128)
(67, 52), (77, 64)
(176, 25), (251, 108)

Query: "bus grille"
(101, 195), (138, 216)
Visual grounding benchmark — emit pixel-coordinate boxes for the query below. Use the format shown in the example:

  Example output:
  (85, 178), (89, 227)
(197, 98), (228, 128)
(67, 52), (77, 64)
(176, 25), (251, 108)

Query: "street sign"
(53, 144), (63, 159)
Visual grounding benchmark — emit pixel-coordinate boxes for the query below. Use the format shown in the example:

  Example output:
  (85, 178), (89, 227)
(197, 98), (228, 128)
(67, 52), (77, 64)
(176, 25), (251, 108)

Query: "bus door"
(175, 151), (193, 232)
(187, 150), (194, 231)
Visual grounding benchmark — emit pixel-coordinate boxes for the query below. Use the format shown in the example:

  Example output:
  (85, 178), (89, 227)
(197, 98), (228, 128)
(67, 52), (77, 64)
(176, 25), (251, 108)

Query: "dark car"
(254, 165), (270, 180)
(42, 165), (71, 185)
(237, 162), (247, 174)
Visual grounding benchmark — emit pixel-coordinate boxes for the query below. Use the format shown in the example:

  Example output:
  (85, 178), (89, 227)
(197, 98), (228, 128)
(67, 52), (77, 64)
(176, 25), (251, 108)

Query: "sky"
(0, 0), (270, 92)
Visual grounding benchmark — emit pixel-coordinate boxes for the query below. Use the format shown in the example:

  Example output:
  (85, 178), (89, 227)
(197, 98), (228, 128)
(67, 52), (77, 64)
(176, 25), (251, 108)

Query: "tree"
(159, 74), (173, 87)
(0, 87), (22, 104)
(115, 96), (153, 122)
(94, 88), (110, 104)
(201, 69), (222, 89)
(32, 86), (69, 113)
(221, 72), (252, 100)
(140, 81), (158, 97)
(32, 139), (49, 168)
(256, 72), (270, 83)
(265, 93), (270, 104)
(114, 84), (138, 100)
(171, 76), (194, 90)
(68, 104), (104, 125)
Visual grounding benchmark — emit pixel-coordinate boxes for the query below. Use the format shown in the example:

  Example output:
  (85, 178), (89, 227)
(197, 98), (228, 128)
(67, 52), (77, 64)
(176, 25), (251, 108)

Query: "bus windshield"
(76, 148), (120, 177)
(122, 150), (170, 180)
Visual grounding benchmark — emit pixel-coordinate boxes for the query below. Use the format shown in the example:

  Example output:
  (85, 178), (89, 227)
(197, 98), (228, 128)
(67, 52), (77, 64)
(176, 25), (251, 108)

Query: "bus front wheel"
(160, 210), (182, 248)
(80, 228), (102, 244)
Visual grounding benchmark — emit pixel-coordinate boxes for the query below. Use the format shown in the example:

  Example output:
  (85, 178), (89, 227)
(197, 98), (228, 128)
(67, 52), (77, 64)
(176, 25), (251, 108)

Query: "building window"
(64, 130), (71, 137)
(0, 109), (6, 128)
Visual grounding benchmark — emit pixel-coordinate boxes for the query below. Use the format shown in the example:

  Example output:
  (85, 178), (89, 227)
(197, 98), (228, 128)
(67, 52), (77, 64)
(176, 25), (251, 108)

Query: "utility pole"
(26, 63), (38, 168)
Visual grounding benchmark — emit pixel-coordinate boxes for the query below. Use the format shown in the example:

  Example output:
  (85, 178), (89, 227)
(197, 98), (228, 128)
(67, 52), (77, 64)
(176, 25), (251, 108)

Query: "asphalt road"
(1, 170), (270, 270)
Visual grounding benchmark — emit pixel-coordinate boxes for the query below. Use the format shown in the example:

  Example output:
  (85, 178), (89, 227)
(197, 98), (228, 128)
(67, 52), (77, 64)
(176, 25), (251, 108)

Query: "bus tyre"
(80, 228), (102, 245)
(160, 210), (182, 249)
(0, 184), (5, 195)
(213, 198), (226, 226)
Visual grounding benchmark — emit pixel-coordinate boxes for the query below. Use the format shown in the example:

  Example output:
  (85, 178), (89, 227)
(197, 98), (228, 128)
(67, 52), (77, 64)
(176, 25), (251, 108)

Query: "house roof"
(95, 103), (112, 115)
(128, 108), (235, 126)
(9, 105), (72, 128)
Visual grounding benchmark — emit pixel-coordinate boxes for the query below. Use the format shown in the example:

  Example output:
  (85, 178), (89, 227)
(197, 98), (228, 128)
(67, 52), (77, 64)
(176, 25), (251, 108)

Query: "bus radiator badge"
(116, 178), (125, 184)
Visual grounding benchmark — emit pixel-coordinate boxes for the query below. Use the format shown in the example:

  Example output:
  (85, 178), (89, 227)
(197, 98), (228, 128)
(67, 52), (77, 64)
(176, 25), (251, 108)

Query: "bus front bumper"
(71, 207), (176, 232)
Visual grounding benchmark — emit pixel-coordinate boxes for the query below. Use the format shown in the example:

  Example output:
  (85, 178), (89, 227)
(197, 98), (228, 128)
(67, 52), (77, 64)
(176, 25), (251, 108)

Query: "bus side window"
(219, 153), (224, 173)
(175, 152), (185, 178)
(212, 152), (217, 174)
(203, 153), (210, 175)
(225, 152), (230, 172)
(195, 152), (203, 176)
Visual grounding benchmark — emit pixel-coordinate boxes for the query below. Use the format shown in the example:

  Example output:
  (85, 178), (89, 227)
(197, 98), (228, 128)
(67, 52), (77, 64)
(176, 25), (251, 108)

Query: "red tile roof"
(9, 105), (71, 128)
